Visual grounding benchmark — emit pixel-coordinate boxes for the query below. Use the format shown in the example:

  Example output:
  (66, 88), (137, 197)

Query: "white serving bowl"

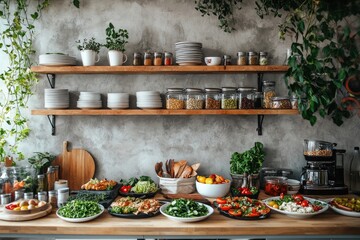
(204, 57), (221, 66)
(287, 179), (300, 194)
(196, 181), (230, 198)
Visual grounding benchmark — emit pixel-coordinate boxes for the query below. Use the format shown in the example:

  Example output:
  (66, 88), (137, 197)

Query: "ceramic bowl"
(196, 181), (230, 198)
(287, 179), (300, 194)
(204, 57), (221, 66)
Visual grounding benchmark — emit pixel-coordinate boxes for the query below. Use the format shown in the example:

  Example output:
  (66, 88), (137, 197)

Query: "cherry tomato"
(280, 193), (285, 200)
(220, 204), (232, 211)
(293, 194), (304, 202)
(228, 209), (242, 216)
(313, 204), (323, 212)
(301, 200), (309, 207)
(247, 211), (261, 217)
(120, 185), (132, 193)
(216, 197), (227, 205)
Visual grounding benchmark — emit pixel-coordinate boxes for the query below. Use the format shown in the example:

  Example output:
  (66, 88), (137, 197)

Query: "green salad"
(165, 199), (209, 218)
(58, 200), (102, 218)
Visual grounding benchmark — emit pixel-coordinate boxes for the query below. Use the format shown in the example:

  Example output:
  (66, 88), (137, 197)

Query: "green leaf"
(73, 0), (80, 8)
(297, 20), (305, 34)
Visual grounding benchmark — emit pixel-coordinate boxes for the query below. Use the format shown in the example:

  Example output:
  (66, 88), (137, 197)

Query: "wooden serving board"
(0, 204), (52, 221)
(54, 141), (95, 191)
(3, 202), (49, 215)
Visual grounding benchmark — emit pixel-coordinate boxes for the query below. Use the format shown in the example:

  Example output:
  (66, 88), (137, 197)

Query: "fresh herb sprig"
(230, 142), (265, 175)
(76, 37), (101, 53)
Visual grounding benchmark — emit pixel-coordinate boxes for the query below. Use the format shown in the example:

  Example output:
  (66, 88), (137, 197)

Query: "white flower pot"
(80, 50), (100, 66)
(108, 50), (127, 66)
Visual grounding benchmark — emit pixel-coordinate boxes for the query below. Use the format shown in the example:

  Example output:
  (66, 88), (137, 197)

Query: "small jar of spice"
(154, 52), (163, 66)
(133, 52), (143, 66)
(248, 52), (258, 65)
(237, 52), (247, 65)
(144, 52), (153, 66)
(259, 52), (268, 65)
(204, 88), (221, 109)
(164, 52), (173, 66)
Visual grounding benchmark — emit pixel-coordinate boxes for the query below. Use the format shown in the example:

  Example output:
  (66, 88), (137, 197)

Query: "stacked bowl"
(44, 89), (69, 109)
(136, 91), (162, 109)
(175, 41), (203, 66)
(77, 92), (102, 109)
(39, 54), (76, 66)
(107, 93), (129, 109)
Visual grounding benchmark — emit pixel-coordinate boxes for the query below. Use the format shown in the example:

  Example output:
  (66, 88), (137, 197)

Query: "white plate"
(160, 202), (213, 222)
(328, 200), (360, 217)
(56, 204), (104, 223)
(264, 196), (328, 219)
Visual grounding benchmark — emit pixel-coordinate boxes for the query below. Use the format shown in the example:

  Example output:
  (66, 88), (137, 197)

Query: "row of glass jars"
(133, 52), (173, 66)
(166, 87), (264, 110)
(237, 51), (268, 66)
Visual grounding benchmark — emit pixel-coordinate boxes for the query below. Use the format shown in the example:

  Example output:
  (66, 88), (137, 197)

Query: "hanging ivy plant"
(0, 0), (49, 162)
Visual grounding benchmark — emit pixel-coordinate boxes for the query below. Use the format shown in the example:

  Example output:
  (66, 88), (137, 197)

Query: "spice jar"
(238, 87), (255, 109)
(48, 190), (57, 208)
(24, 192), (33, 200)
(133, 52), (143, 66)
(53, 165), (59, 181)
(223, 55), (231, 66)
(57, 187), (69, 208)
(164, 52), (173, 66)
(1, 193), (11, 205)
(264, 176), (288, 196)
(237, 52), (247, 65)
(144, 52), (153, 66)
(271, 96), (292, 109)
(248, 52), (258, 65)
(47, 166), (55, 191)
(259, 52), (268, 65)
(185, 88), (204, 110)
(262, 81), (276, 109)
(154, 52), (163, 66)
(14, 189), (24, 201)
(37, 174), (46, 192)
(37, 191), (47, 202)
(221, 87), (237, 109)
(254, 92), (263, 109)
(166, 88), (184, 110)
(204, 88), (221, 109)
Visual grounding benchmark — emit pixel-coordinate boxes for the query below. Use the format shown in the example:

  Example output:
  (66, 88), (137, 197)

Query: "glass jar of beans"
(221, 87), (238, 109)
(262, 81), (276, 109)
(185, 88), (204, 110)
(238, 87), (256, 109)
(204, 88), (221, 109)
(166, 88), (184, 110)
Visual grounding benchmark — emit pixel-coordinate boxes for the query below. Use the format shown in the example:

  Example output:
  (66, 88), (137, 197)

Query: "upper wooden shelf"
(31, 65), (289, 74)
(31, 109), (298, 116)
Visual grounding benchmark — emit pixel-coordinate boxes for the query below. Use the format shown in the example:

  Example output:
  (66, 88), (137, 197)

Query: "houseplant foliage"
(104, 22), (129, 52)
(0, 0), (49, 162)
(76, 37), (101, 53)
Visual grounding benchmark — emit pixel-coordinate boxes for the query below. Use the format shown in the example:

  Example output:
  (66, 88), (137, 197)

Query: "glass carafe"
(350, 147), (360, 194)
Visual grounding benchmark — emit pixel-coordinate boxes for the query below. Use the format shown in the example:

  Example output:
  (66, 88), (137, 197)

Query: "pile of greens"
(165, 199), (209, 218)
(230, 142), (265, 175)
(67, 192), (106, 203)
(58, 200), (102, 218)
(120, 176), (157, 194)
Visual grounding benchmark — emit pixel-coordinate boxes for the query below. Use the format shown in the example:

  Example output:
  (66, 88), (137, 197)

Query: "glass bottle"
(166, 88), (184, 110)
(238, 87), (255, 109)
(0, 167), (12, 194)
(262, 81), (276, 109)
(350, 147), (360, 194)
(133, 52), (143, 66)
(154, 52), (163, 66)
(221, 87), (237, 109)
(47, 166), (55, 191)
(185, 88), (204, 110)
(48, 190), (57, 208)
(204, 88), (221, 109)
(37, 174), (46, 192)
(237, 52), (247, 65)
(223, 55), (231, 66)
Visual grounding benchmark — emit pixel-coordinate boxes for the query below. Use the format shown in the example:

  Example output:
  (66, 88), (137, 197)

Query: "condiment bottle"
(14, 189), (24, 201)
(350, 147), (360, 194)
(144, 52), (153, 66)
(0, 193), (11, 205)
(166, 88), (184, 110)
(0, 167), (12, 194)
(262, 81), (276, 109)
(133, 52), (143, 66)
(221, 87), (237, 109)
(154, 52), (163, 66)
(223, 55), (231, 66)
(164, 52), (173, 66)
(24, 192), (33, 200)
(37, 191), (47, 202)
(237, 52), (247, 65)
(204, 88), (221, 109)
(48, 190), (57, 208)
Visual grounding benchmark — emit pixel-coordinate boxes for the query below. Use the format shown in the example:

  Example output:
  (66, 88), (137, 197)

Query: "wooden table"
(0, 193), (359, 239)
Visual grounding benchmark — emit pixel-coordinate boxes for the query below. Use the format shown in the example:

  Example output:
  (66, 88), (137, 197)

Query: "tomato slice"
(228, 209), (242, 216)
(220, 204), (232, 211)
(216, 197), (227, 205)
(293, 194), (304, 202)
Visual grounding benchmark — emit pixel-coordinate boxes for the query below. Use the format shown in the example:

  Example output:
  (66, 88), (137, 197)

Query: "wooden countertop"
(0, 192), (359, 238)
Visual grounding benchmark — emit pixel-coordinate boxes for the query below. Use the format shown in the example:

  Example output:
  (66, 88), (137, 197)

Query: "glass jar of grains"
(144, 52), (153, 66)
(238, 87), (255, 109)
(237, 52), (247, 65)
(204, 88), (221, 109)
(262, 81), (276, 109)
(154, 52), (163, 66)
(271, 96), (292, 109)
(259, 52), (268, 65)
(221, 87), (238, 109)
(248, 52), (258, 65)
(133, 52), (143, 66)
(185, 88), (204, 110)
(166, 88), (184, 110)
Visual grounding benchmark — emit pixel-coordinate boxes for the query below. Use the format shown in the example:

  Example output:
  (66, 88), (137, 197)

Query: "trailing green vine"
(0, 0), (49, 162)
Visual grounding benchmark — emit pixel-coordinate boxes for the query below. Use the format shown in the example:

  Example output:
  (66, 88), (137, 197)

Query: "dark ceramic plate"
(107, 206), (160, 219)
(118, 189), (159, 199)
(213, 200), (270, 220)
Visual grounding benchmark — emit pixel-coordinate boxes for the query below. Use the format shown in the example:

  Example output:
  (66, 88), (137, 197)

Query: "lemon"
(197, 176), (206, 183)
(205, 177), (214, 184)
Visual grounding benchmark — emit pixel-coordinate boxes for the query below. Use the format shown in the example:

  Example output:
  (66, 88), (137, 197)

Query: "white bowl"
(287, 179), (301, 194)
(204, 57), (221, 66)
(196, 181), (230, 198)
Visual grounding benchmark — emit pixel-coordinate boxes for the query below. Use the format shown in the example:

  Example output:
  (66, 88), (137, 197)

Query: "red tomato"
(301, 200), (309, 207)
(216, 197), (227, 205)
(247, 211), (261, 217)
(280, 193), (285, 200)
(228, 209), (242, 216)
(293, 194), (304, 202)
(313, 204), (323, 212)
(220, 204), (232, 211)
(120, 185), (132, 193)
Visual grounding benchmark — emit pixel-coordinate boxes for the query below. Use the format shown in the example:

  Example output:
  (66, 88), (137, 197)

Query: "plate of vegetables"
(108, 196), (161, 219)
(56, 200), (104, 223)
(329, 197), (360, 217)
(214, 196), (270, 220)
(119, 176), (159, 198)
(264, 194), (328, 219)
(160, 198), (213, 222)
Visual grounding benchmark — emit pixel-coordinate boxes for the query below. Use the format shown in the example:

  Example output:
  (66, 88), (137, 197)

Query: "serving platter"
(213, 200), (270, 220)
(160, 202), (213, 222)
(118, 189), (158, 199)
(56, 204), (104, 223)
(328, 198), (360, 218)
(0, 204), (52, 221)
(3, 202), (49, 215)
(107, 206), (160, 219)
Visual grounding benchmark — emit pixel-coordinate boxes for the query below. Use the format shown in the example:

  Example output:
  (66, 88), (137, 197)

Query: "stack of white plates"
(77, 92), (102, 109)
(175, 41), (203, 66)
(136, 91), (162, 109)
(44, 89), (69, 109)
(39, 53), (76, 66)
(107, 93), (129, 109)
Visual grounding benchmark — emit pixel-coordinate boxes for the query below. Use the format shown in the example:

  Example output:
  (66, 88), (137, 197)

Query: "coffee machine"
(300, 139), (348, 195)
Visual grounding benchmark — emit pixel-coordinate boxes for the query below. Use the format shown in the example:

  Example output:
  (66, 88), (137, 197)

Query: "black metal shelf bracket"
(47, 115), (56, 136)
(46, 74), (56, 88)
(257, 114), (265, 135)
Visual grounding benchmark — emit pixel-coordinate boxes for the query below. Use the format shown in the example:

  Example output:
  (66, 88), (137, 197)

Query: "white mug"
(81, 50), (100, 66)
(108, 50), (128, 66)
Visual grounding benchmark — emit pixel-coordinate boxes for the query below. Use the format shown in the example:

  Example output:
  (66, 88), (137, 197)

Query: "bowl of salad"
(160, 198), (213, 222)
(119, 176), (159, 198)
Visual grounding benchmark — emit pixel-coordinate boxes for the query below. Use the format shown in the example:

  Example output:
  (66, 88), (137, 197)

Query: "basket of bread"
(155, 159), (200, 194)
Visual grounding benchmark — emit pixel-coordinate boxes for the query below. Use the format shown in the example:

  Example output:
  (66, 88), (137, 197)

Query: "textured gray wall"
(3, 1), (359, 183)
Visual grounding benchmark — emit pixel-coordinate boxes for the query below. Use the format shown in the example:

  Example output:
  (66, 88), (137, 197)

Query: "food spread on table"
(119, 176), (158, 195)
(81, 178), (117, 191)
(57, 200), (102, 218)
(5, 199), (47, 212)
(330, 197), (360, 212)
(109, 196), (161, 216)
(163, 198), (209, 218)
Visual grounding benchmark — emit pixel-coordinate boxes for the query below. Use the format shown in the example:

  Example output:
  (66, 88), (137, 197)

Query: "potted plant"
(230, 142), (265, 197)
(28, 152), (56, 175)
(76, 37), (101, 66)
(103, 22), (129, 66)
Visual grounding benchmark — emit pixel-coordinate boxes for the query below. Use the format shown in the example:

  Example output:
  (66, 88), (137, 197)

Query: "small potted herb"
(76, 37), (101, 66)
(103, 22), (129, 66)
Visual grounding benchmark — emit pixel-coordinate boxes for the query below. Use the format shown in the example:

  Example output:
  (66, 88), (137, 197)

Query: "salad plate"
(56, 204), (104, 223)
(328, 197), (360, 218)
(107, 206), (160, 219)
(119, 189), (158, 199)
(264, 196), (328, 219)
(160, 201), (213, 223)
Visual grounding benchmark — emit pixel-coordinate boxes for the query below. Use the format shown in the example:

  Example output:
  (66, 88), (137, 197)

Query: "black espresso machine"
(300, 139), (348, 195)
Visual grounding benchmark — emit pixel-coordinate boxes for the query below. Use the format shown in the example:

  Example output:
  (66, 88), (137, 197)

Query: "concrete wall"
(3, 0), (359, 182)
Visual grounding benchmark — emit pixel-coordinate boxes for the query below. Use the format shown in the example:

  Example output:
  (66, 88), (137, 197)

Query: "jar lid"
(237, 51), (246, 56)
(248, 51), (258, 56)
(134, 52), (142, 57)
(185, 88), (203, 93)
(264, 176), (288, 183)
(38, 191), (46, 195)
(167, 88), (183, 92)
(237, 87), (255, 92)
(154, 52), (163, 56)
(48, 190), (57, 195)
(223, 55), (231, 59)
(260, 52), (267, 56)
(58, 187), (69, 193)
(204, 88), (221, 93)
(221, 87), (237, 92)
(271, 96), (290, 101)
(24, 192), (33, 196)
(37, 174), (45, 178)
(164, 52), (173, 57)
(262, 81), (275, 86)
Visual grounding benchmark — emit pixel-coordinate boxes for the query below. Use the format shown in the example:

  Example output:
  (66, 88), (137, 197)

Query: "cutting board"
(0, 204), (52, 221)
(54, 141), (96, 191)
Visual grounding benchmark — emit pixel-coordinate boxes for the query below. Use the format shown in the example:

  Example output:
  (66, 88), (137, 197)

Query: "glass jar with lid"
(166, 88), (184, 110)
(204, 88), (221, 109)
(154, 52), (163, 66)
(271, 96), (292, 109)
(133, 52), (143, 66)
(237, 52), (247, 65)
(221, 87), (238, 109)
(144, 52), (153, 66)
(264, 176), (288, 196)
(248, 52), (258, 65)
(223, 55), (231, 65)
(262, 81), (276, 109)
(164, 52), (173, 66)
(259, 52), (268, 65)
(238, 87), (255, 109)
(185, 88), (204, 110)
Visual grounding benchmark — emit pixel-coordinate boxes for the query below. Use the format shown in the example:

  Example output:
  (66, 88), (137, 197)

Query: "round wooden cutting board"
(0, 204), (52, 221)
(54, 141), (96, 191)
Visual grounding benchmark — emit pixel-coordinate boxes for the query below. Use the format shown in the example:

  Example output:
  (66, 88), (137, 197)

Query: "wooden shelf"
(31, 65), (289, 74)
(31, 109), (299, 116)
